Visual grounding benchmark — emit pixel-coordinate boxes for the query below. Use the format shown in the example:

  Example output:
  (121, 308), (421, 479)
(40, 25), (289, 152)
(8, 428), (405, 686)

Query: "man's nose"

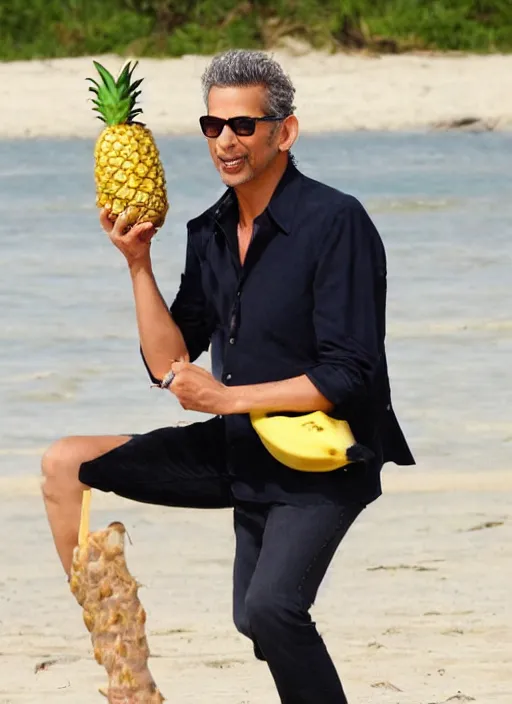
(216, 124), (237, 148)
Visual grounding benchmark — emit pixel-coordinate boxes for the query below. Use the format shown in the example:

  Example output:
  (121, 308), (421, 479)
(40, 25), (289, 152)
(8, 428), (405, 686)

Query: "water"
(0, 133), (511, 477)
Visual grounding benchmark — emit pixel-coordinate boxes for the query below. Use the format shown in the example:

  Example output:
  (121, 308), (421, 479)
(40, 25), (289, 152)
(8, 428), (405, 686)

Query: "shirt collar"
(212, 157), (302, 236)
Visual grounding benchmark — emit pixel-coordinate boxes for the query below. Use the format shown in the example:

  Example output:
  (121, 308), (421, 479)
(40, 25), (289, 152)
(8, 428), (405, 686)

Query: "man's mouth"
(219, 156), (245, 169)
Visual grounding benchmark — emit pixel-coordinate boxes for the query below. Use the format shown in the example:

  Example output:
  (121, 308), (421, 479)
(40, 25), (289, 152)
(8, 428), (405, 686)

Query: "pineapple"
(88, 60), (169, 228)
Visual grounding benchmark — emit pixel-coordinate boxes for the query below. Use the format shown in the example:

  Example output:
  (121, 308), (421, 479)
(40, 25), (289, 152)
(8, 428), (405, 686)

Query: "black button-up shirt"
(150, 159), (414, 506)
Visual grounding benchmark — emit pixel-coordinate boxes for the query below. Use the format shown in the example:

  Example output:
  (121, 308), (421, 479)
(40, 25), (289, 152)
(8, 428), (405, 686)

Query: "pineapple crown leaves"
(87, 60), (144, 126)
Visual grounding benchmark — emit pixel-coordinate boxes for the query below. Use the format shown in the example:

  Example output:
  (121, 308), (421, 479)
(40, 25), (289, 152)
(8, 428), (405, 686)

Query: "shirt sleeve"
(169, 229), (216, 363)
(305, 197), (386, 410)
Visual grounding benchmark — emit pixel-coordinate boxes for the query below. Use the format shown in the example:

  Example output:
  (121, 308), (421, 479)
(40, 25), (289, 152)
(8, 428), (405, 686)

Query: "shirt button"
(225, 373), (232, 381)
(229, 337), (235, 345)
(236, 290), (241, 297)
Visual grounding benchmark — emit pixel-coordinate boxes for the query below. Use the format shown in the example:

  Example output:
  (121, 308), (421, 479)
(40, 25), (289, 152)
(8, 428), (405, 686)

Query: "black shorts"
(78, 416), (233, 509)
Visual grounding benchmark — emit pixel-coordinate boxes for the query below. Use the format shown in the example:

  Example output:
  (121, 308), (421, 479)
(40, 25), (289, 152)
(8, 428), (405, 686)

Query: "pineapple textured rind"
(95, 124), (169, 228)
(70, 521), (165, 703)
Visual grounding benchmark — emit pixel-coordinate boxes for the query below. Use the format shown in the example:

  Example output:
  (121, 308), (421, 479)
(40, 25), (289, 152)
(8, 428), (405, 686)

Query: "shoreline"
(3, 51), (512, 138)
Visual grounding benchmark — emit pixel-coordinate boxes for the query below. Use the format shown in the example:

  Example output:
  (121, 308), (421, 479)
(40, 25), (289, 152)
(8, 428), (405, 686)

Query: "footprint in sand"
(371, 681), (402, 691)
(367, 564), (438, 572)
(204, 657), (245, 669)
(465, 520), (504, 531)
(428, 693), (476, 703)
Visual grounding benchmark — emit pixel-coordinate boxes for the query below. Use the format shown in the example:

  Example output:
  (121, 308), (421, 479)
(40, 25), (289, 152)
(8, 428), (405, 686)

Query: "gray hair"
(201, 49), (296, 117)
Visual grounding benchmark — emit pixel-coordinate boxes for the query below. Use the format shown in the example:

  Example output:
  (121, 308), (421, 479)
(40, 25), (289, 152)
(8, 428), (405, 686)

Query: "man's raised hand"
(100, 206), (157, 267)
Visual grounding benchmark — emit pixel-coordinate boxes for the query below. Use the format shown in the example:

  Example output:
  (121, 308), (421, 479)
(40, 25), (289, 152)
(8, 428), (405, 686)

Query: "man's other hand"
(168, 362), (235, 415)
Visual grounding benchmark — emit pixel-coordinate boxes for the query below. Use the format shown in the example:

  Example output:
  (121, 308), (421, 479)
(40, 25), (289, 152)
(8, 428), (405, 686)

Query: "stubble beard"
(221, 166), (254, 188)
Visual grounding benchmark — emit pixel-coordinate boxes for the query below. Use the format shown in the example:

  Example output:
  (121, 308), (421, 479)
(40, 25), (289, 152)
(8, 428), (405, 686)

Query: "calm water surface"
(0, 133), (511, 477)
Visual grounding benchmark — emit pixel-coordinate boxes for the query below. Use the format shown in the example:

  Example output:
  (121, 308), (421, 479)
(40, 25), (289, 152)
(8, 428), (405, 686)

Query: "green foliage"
(0, 0), (153, 59)
(1, 0), (512, 60)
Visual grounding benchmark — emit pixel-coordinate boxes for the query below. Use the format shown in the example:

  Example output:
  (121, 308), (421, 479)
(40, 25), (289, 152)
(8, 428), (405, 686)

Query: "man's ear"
(278, 115), (299, 152)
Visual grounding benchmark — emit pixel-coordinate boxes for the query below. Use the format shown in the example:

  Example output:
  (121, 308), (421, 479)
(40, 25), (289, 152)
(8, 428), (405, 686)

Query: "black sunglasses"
(199, 114), (286, 138)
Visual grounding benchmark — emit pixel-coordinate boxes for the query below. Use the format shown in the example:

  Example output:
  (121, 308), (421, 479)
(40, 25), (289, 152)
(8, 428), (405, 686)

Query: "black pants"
(233, 502), (362, 704)
(79, 417), (364, 703)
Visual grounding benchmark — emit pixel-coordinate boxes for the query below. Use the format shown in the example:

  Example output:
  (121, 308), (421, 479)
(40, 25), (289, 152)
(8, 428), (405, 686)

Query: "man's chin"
(220, 171), (253, 188)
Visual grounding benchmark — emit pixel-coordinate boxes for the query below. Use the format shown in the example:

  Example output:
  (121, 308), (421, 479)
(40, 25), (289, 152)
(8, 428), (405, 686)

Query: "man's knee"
(41, 434), (129, 493)
(233, 608), (251, 639)
(245, 587), (299, 638)
(234, 602), (267, 661)
(41, 437), (84, 497)
(42, 437), (73, 478)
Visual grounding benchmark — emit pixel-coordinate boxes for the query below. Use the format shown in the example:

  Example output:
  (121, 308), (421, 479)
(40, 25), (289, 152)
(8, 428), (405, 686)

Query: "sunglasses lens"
(232, 117), (256, 136)
(200, 116), (224, 138)
(200, 116), (259, 137)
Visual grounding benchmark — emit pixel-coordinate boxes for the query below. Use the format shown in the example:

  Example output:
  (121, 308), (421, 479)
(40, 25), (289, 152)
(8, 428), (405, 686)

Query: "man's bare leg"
(41, 435), (130, 575)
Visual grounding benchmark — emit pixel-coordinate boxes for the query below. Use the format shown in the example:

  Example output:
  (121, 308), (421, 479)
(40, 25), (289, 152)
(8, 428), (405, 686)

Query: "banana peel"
(250, 410), (373, 472)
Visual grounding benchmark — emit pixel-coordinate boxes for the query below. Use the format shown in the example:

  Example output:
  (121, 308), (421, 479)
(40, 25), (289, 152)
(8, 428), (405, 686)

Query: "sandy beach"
(2, 51), (512, 138)
(0, 471), (511, 703)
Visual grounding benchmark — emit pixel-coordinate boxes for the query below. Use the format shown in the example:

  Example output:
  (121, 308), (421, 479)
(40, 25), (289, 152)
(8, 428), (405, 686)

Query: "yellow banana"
(250, 410), (373, 472)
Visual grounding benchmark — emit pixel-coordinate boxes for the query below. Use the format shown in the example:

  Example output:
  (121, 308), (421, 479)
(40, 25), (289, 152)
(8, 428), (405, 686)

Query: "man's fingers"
(101, 205), (157, 244)
(99, 207), (114, 234)
(114, 218), (155, 242)
(137, 222), (157, 243)
(111, 210), (130, 238)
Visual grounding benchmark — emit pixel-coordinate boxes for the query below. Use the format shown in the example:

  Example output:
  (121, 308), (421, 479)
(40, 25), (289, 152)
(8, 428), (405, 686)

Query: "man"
(42, 49), (414, 703)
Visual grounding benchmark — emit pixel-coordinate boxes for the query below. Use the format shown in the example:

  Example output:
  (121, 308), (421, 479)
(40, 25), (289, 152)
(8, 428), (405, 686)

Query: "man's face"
(205, 85), (282, 187)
